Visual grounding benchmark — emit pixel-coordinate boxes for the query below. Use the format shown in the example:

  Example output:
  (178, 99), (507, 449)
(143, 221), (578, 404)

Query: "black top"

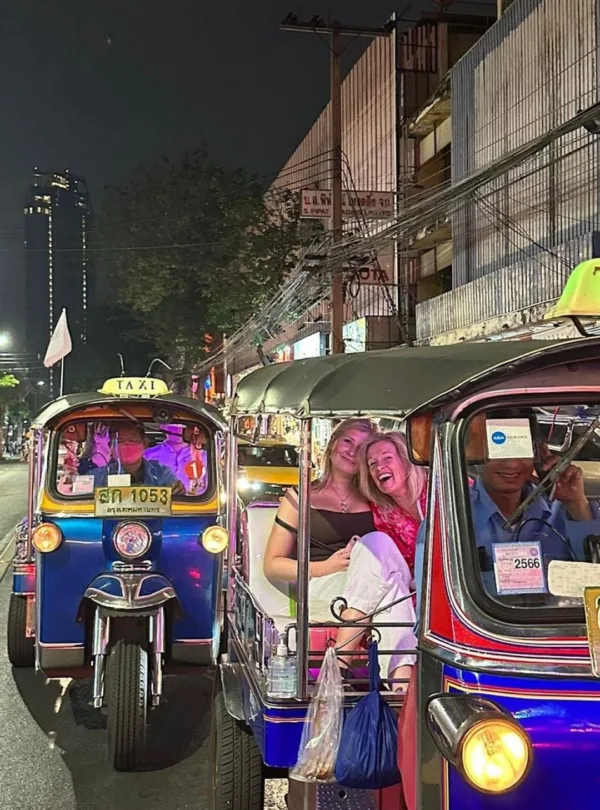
(275, 507), (376, 562)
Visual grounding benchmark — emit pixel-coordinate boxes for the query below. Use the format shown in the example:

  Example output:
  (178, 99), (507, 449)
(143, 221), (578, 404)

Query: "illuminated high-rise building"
(24, 169), (91, 389)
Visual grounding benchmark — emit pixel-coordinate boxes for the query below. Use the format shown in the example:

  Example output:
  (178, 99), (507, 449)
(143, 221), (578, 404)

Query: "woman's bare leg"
(334, 607), (368, 670)
(387, 664), (412, 692)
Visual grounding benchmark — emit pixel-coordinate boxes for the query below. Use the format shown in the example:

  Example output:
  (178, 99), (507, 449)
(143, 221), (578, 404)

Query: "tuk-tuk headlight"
(113, 521), (152, 559)
(32, 523), (63, 553)
(201, 525), (228, 554)
(460, 718), (531, 794)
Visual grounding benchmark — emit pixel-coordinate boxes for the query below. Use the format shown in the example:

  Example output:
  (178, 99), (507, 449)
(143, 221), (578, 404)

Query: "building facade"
(24, 169), (91, 371)
(415, 0), (600, 344)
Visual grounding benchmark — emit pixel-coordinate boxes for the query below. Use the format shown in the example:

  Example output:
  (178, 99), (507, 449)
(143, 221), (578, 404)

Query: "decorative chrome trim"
(451, 386), (600, 420)
(112, 520), (152, 559)
(84, 573), (176, 611)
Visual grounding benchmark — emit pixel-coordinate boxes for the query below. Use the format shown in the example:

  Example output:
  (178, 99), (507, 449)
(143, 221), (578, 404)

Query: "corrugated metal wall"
(416, 0), (600, 341)
(271, 35), (397, 198)
(452, 0), (599, 287)
(268, 34), (398, 334)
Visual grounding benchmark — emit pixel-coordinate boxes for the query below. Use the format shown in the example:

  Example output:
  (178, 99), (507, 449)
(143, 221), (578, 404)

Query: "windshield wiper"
(503, 413), (600, 529)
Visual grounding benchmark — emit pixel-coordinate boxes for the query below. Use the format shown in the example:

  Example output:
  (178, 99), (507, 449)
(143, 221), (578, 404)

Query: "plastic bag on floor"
(335, 640), (402, 789)
(290, 646), (343, 783)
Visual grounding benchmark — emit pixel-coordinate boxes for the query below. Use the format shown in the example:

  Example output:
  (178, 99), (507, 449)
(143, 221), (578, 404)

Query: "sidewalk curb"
(0, 526), (17, 584)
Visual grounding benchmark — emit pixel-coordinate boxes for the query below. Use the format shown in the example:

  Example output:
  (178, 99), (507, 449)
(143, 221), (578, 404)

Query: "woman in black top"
(263, 419), (417, 691)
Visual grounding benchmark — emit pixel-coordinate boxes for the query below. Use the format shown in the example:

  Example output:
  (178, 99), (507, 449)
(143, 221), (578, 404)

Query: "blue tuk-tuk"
(215, 334), (600, 810)
(6, 375), (228, 770)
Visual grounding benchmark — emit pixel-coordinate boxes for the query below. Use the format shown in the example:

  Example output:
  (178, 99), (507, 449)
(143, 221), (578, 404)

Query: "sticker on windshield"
(108, 474), (131, 486)
(493, 541), (546, 594)
(486, 418), (534, 460)
(548, 560), (600, 598)
(72, 475), (95, 495)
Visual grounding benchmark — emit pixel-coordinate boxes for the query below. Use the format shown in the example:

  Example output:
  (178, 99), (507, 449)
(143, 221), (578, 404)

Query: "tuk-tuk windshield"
(461, 401), (600, 619)
(238, 443), (299, 468)
(54, 418), (210, 499)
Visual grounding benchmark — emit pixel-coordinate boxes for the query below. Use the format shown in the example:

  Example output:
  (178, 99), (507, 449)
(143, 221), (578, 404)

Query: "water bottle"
(267, 640), (297, 698)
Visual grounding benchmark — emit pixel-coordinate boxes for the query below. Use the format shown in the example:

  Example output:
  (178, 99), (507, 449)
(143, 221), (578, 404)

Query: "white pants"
(308, 531), (417, 678)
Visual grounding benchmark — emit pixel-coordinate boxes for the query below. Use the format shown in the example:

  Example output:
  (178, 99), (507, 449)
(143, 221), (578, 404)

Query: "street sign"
(300, 189), (394, 220)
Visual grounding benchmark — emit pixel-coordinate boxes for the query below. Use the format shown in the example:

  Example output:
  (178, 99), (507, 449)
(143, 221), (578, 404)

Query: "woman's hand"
(312, 538), (358, 577)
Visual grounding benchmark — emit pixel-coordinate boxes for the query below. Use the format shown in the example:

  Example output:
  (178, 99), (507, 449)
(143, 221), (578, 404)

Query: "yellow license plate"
(584, 586), (600, 677)
(94, 486), (172, 517)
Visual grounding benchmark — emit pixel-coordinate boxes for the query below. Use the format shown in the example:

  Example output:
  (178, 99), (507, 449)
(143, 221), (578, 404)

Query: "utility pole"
(281, 14), (394, 354)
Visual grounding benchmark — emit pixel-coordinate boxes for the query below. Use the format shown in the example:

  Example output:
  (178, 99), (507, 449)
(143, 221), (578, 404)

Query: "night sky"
(0, 0), (494, 346)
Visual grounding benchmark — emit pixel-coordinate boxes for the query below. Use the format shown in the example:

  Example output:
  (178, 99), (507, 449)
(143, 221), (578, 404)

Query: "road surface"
(0, 462), (287, 810)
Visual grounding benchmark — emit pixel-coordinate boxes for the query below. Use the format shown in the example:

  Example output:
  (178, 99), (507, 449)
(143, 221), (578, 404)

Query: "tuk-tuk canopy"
(32, 390), (228, 431)
(230, 338), (599, 418)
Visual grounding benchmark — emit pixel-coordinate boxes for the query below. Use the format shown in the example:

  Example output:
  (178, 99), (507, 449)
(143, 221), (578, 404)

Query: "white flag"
(44, 309), (72, 368)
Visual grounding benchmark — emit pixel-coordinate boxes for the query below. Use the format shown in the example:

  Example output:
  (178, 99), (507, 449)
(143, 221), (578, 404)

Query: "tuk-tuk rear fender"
(81, 572), (180, 614)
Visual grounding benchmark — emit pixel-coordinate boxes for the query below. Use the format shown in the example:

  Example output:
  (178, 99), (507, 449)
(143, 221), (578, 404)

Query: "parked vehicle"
(215, 334), (600, 810)
(7, 375), (228, 771)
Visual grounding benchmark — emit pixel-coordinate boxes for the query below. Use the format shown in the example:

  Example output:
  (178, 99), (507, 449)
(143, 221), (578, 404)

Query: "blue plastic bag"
(334, 640), (402, 789)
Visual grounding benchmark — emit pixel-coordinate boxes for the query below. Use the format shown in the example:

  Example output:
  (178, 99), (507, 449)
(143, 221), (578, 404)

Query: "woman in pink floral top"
(359, 432), (428, 578)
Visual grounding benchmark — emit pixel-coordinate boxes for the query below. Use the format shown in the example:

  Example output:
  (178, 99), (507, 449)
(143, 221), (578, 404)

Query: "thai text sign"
(300, 189), (394, 220)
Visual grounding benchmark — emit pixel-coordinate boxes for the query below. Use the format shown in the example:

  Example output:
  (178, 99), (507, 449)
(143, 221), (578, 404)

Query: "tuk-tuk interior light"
(460, 718), (531, 794)
(201, 525), (228, 554)
(32, 523), (63, 553)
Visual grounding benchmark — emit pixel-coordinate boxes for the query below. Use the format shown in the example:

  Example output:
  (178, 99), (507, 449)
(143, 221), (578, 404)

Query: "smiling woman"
(359, 432), (428, 573)
(262, 419), (418, 690)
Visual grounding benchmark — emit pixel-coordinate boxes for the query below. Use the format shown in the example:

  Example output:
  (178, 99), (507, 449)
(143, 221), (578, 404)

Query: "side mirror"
(407, 412), (488, 466)
(407, 413), (432, 465)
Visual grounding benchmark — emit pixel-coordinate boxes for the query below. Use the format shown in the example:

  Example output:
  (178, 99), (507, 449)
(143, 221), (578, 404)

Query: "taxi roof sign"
(99, 377), (170, 398)
(545, 259), (600, 320)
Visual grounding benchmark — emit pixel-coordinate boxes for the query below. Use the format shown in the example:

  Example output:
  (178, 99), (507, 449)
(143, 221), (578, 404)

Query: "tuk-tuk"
(237, 437), (301, 504)
(214, 335), (600, 810)
(6, 375), (228, 771)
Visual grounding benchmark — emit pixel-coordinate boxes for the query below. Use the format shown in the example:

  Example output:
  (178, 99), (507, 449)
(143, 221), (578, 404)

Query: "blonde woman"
(263, 418), (416, 690)
(359, 431), (428, 576)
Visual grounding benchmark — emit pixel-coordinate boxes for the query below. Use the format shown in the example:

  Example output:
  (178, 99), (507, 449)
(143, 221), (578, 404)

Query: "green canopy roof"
(231, 338), (599, 418)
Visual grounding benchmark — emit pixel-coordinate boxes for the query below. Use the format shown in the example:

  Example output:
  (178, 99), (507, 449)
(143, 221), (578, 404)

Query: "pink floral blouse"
(371, 488), (428, 575)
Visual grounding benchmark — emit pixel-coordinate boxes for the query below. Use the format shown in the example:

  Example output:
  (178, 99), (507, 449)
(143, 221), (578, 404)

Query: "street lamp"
(0, 332), (11, 349)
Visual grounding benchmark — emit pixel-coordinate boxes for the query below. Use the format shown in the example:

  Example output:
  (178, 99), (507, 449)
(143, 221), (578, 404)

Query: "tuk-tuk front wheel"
(211, 688), (264, 810)
(106, 638), (148, 771)
(7, 594), (34, 668)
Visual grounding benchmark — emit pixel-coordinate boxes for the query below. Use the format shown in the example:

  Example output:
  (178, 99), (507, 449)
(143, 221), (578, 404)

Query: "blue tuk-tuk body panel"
(36, 514), (220, 649)
(444, 666), (600, 809)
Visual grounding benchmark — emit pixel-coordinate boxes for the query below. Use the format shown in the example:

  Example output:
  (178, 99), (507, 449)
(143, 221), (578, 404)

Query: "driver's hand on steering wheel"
(171, 480), (186, 496)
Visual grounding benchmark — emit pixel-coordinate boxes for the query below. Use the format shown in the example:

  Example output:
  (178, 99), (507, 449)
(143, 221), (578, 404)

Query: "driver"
(468, 449), (600, 591)
(91, 422), (185, 494)
(414, 440), (600, 607)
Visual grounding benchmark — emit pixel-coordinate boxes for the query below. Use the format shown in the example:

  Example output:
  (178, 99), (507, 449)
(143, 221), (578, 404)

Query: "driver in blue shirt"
(414, 444), (600, 612)
(91, 422), (185, 494)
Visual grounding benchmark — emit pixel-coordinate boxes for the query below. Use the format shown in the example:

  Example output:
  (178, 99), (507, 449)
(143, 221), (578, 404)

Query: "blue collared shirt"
(414, 478), (600, 620)
(91, 458), (179, 488)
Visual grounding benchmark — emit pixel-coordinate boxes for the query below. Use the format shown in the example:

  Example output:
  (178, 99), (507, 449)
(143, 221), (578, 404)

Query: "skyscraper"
(24, 169), (91, 388)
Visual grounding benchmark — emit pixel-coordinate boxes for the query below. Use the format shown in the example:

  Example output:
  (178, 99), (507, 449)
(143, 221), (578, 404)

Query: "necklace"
(330, 483), (352, 513)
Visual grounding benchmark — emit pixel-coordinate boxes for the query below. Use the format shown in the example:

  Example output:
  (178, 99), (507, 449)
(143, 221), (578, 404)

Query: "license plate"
(94, 486), (172, 517)
(584, 586), (600, 677)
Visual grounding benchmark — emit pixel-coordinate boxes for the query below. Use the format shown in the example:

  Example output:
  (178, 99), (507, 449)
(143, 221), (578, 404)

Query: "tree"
(94, 147), (313, 372)
(69, 304), (160, 393)
(0, 374), (20, 459)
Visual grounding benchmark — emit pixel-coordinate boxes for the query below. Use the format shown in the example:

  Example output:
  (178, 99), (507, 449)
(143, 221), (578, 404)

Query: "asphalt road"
(0, 462), (286, 810)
